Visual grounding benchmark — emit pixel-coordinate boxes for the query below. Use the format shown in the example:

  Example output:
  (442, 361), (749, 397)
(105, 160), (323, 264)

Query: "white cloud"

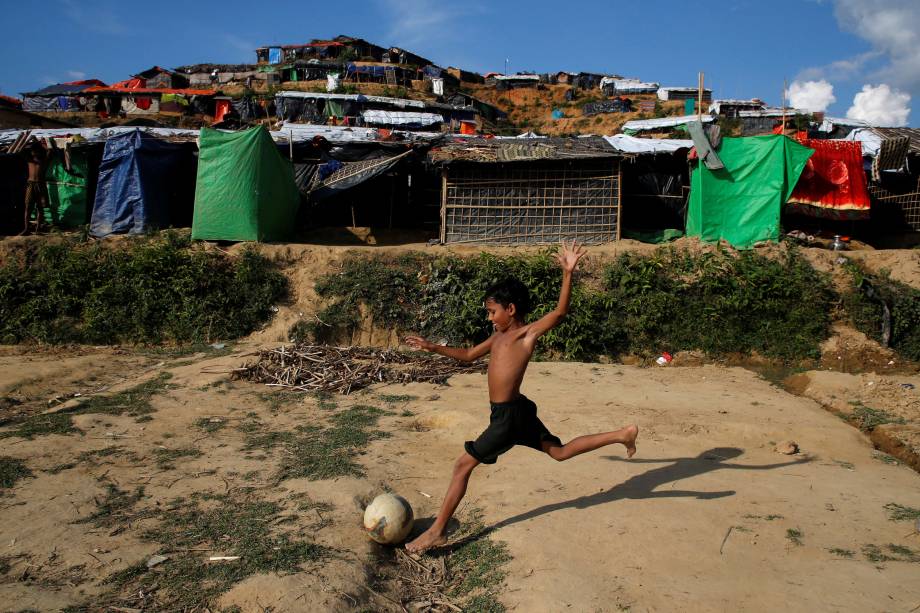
(833, 0), (920, 96)
(846, 84), (911, 126)
(66, 70), (86, 80)
(788, 80), (836, 112)
(379, 0), (456, 49)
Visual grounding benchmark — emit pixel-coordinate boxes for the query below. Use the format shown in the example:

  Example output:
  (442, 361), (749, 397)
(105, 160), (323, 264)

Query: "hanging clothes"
(786, 138), (871, 220)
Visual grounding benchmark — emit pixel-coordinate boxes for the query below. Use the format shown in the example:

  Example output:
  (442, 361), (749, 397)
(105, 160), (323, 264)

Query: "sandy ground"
(2, 343), (920, 612)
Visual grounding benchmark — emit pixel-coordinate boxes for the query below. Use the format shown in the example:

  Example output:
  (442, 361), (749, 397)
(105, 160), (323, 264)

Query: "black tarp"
(620, 154), (689, 232)
(0, 153), (27, 234)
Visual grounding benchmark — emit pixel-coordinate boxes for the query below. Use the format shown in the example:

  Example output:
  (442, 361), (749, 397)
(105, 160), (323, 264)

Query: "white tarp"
(275, 90), (426, 109)
(431, 77), (444, 96)
(622, 114), (714, 132)
(844, 127), (883, 158)
(492, 74), (540, 81)
(602, 78), (659, 92)
(657, 87), (704, 101)
(737, 107), (808, 118)
(818, 116), (868, 133)
(277, 122), (445, 144)
(361, 110), (443, 126)
(0, 126), (199, 145)
(708, 99), (764, 115)
(603, 134), (693, 153)
(326, 73), (340, 92)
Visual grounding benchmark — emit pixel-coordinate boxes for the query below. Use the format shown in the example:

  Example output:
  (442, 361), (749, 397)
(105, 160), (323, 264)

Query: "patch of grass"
(70, 373), (174, 418)
(872, 451), (899, 465)
(786, 528), (804, 546)
(0, 457), (32, 489)
(884, 503), (920, 522)
(400, 409), (415, 417)
(861, 543), (919, 564)
(45, 462), (77, 474)
(194, 417), (227, 433)
(743, 514), (783, 521)
(832, 459), (855, 470)
(444, 509), (512, 611)
(153, 447), (202, 469)
(77, 446), (137, 464)
(277, 404), (391, 481)
(76, 483), (147, 529)
(0, 412), (79, 439)
(828, 548), (854, 558)
(94, 492), (329, 611)
(378, 394), (418, 404)
(255, 389), (304, 412)
(851, 405), (905, 431)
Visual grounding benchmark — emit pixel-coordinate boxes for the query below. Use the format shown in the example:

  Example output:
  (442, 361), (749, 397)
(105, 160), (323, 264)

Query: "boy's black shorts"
(464, 395), (562, 464)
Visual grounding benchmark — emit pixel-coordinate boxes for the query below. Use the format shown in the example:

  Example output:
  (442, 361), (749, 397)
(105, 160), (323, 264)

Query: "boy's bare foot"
(624, 425), (639, 458)
(405, 528), (448, 554)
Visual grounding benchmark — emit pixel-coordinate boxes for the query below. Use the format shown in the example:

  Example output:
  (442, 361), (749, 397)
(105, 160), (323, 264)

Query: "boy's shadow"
(442, 447), (810, 548)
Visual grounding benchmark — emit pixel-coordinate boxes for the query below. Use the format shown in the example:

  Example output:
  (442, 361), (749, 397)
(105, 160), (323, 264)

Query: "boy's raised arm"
(526, 241), (586, 340)
(405, 334), (494, 362)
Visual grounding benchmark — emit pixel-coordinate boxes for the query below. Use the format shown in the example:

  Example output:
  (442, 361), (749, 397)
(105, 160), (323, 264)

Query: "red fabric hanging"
(787, 138), (870, 220)
(213, 99), (230, 123)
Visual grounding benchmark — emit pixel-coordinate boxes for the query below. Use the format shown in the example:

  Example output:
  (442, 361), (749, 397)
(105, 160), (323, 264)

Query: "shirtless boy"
(404, 241), (638, 553)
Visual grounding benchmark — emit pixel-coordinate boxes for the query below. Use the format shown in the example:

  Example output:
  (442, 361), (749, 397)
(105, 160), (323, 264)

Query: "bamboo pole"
(698, 72), (704, 120)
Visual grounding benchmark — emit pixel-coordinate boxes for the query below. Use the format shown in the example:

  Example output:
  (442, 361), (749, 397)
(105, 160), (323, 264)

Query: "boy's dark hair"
(484, 278), (531, 319)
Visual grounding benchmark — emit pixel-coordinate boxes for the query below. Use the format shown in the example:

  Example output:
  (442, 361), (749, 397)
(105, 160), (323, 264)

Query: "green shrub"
(309, 247), (834, 361)
(0, 233), (287, 345)
(841, 261), (920, 361)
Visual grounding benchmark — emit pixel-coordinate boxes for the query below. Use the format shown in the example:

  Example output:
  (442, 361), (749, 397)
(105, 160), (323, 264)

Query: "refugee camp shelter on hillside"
(430, 137), (622, 244)
(90, 129), (198, 237)
(192, 126), (300, 242)
(21, 80), (107, 112)
(849, 127), (920, 232)
(687, 134), (813, 249)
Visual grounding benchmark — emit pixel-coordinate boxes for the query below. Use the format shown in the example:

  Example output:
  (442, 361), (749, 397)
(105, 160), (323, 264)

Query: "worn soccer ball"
(363, 493), (414, 544)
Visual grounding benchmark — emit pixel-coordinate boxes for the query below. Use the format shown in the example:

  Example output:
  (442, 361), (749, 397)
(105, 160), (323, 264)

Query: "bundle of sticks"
(236, 344), (486, 394)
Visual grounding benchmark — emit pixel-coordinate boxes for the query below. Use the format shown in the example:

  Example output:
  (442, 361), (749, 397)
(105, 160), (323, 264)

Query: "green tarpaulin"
(687, 135), (813, 249)
(192, 126), (300, 242)
(43, 149), (89, 228)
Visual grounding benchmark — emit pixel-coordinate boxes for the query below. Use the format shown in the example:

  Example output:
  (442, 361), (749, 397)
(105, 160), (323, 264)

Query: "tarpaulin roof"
(192, 126), (300, 242)
(429, 136), (619, 164)
(275, 90), (426, 108)
(492, 74), (540, 81)
(0, 94), (22, 108)
(277, 122), (445, 144)
(601, 78), (659, 91)
(23, 80), (107, 96)
(657, 87), (711, 100)
(132, 66), (178, 79)
(708, 99), (765, 114)
(604, 134), (693, 154)
(622, 114), (714, 132)
(361, 110), (443, 126)
(83, 86), (218, 96)
(737, 107), (808, 118)
(687, 135), (813, 249)
(0, 127), (200, 145)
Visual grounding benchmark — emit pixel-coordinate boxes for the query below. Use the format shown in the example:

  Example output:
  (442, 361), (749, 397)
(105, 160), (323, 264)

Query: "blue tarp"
(268, 47), (282, 64)
(90, 130), (193, 237)
(346, 63), (388, 78)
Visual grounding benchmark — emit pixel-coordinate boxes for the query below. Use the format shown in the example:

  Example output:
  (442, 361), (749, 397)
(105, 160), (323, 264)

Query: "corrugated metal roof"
(428, 136), (619, 164)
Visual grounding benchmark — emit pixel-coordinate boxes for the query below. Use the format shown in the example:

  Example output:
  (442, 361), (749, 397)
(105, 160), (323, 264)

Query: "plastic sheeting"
(844, 128), (883, 158)
(687, 135), (813, 249)
(90, 130), (193, 237)
(192, 126), (300, 242)
(601, 78), (659, 93)
(361, 110), (443, 127)
(623, 114), (714, 132)
(44, 149), (90, 228)
(604, 134), (693, 154)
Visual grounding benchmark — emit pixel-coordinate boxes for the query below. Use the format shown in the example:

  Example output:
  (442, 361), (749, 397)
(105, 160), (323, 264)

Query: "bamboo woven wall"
(441, 159), (621, 244)
(869, 180), (920, 232)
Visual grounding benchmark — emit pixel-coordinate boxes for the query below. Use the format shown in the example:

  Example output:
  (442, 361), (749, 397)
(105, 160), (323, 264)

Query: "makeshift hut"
(430, 137), (622, 244)
(687, 135), (813, 248)
(90, 129), (197, 237)
(192, 126), (300, 242)
(604, 135), (693, 242)
(848, 127), (920, 233)
(21, 80), (106, 112)
(657, 87), (712, 102)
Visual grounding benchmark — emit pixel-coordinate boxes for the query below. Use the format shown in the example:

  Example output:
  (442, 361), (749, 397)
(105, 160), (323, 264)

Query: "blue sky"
(1, 0), (916, 125)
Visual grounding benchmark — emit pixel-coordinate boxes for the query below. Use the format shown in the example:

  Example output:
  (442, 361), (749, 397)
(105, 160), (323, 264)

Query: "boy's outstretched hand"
(555, 240), (587, 274)
(404, 335), (433, 351)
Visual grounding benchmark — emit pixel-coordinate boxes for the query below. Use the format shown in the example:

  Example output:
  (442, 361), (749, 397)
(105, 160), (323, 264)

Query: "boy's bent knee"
(453, 453), (479, 474)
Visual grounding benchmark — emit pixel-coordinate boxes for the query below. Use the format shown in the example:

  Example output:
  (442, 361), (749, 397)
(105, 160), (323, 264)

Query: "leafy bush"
(841, 261), (920, 361)
(0, 233), (287, 345)
(308, 247), (835, 361)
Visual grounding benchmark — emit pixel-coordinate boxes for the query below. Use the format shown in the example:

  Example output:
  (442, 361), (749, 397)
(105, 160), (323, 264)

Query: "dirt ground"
(1, 339), (919, 612)
(2, 240), (920, 612)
